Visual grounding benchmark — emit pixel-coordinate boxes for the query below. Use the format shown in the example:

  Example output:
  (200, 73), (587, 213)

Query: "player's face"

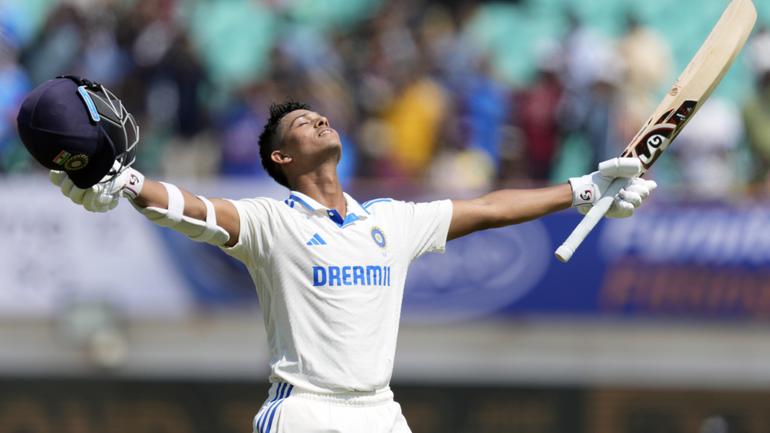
(279, 109), (341, 164)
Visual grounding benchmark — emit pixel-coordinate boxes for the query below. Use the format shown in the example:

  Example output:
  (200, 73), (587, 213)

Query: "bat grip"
(554, 178), (626, 263)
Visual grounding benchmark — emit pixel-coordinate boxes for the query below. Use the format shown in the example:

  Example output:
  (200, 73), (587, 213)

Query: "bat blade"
(621, 0), (757, 175)
(555, 0), (757, 263)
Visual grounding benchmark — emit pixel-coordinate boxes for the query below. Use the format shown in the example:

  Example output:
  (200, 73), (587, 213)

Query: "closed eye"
(289, 114), (309, 129)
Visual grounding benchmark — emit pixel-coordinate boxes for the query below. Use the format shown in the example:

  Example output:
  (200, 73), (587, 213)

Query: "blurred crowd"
(2, 0), (770, 198)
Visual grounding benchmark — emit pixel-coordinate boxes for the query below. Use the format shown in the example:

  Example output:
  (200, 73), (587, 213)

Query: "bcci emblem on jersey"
(371, 227), (386, 248)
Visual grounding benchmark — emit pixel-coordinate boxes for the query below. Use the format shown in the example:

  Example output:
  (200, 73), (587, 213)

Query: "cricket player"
(20, 79), (655, 433)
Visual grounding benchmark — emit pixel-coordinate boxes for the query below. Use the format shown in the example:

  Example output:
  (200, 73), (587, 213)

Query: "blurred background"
(2, 0), (770, 432)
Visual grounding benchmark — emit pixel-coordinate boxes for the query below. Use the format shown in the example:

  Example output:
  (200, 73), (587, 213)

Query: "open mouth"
(318, 128), (334, 137)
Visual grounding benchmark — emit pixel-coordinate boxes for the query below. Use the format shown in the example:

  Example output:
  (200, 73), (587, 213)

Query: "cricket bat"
(555, 0), (757, 263)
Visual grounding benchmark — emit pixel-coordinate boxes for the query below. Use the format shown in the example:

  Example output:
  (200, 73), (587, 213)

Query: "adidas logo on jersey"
(306, 233), (327, 246)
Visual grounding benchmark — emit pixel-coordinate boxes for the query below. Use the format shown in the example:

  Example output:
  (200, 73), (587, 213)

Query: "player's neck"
(291, 170), (346, 217)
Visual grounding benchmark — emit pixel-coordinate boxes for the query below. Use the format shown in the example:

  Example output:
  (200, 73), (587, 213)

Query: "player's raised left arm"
(448, 184), (572, 240)
(447, 157), (657, 241)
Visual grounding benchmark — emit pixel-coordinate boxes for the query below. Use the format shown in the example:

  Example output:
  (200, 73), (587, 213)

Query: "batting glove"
(569, 157), (657, 218)
(50, 165), (145, 213)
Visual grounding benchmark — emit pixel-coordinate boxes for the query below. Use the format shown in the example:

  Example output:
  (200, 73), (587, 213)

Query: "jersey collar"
(287, 191), (369, 227)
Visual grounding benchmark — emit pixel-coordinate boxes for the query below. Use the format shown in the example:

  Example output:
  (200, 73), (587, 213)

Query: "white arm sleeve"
(129, 182), (231, 246)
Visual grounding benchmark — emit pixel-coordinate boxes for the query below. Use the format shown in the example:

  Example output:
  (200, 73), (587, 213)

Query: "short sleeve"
(219, 198), (276, 266)
(393, 199), (453, 260)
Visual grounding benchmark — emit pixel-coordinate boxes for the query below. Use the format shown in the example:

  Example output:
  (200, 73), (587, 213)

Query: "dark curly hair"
(258, 101), (309, 188)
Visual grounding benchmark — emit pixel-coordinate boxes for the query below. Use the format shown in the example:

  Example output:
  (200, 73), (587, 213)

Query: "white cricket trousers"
(252, 382), (412, 433)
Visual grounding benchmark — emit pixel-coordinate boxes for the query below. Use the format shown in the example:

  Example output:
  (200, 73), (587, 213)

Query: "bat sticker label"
(626, 100), (699, 170)
(647, 134), (666, 149)
(635, 124), (674, 168)
(672, 100), (698, 127)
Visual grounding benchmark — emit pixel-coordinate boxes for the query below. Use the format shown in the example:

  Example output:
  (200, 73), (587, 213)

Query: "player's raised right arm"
(130, 178), (240, 248)
(50, 168), (241, 247)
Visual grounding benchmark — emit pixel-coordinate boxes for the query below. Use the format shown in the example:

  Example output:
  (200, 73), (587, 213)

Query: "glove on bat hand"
(569, 157), (658, 218)
(50, 163), (144, 213)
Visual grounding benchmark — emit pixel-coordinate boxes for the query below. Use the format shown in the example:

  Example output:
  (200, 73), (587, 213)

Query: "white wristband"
(122, 168), (145, 200)
(568, 176), (598, 207)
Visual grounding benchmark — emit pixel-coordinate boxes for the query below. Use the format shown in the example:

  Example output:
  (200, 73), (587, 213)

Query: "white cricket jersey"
(221, 191), (453, 394)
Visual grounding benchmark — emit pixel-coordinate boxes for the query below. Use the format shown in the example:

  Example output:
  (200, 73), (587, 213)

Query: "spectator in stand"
(743, 27), (770, 194)
(617, 12), (673, 142)
(560, 33), (628, 170)
(0, 22), (31, 173)
(155, 32), (216, 178)
(364, 2), (449, 179)
(20, 4), (85, 86)
(218, 81), (276, 178)
(673, 98), (744, 200)
(384, 71), (447, 178)
(514, 43), (564, 182)
(115, 0), (216, 177)
(79, 4), (130, 87)
(460, 55), (510, 176)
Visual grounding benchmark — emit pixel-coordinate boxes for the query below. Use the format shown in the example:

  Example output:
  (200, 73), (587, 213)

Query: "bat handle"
(554, 178), (626, 263)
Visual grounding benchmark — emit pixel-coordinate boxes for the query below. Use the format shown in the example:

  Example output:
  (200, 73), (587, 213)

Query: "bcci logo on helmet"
(52, 150), (89, 171)
(64, 154), (89, 171)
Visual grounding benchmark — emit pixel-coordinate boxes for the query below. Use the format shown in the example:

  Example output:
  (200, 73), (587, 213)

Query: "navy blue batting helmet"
(16, 76), (139, 188)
